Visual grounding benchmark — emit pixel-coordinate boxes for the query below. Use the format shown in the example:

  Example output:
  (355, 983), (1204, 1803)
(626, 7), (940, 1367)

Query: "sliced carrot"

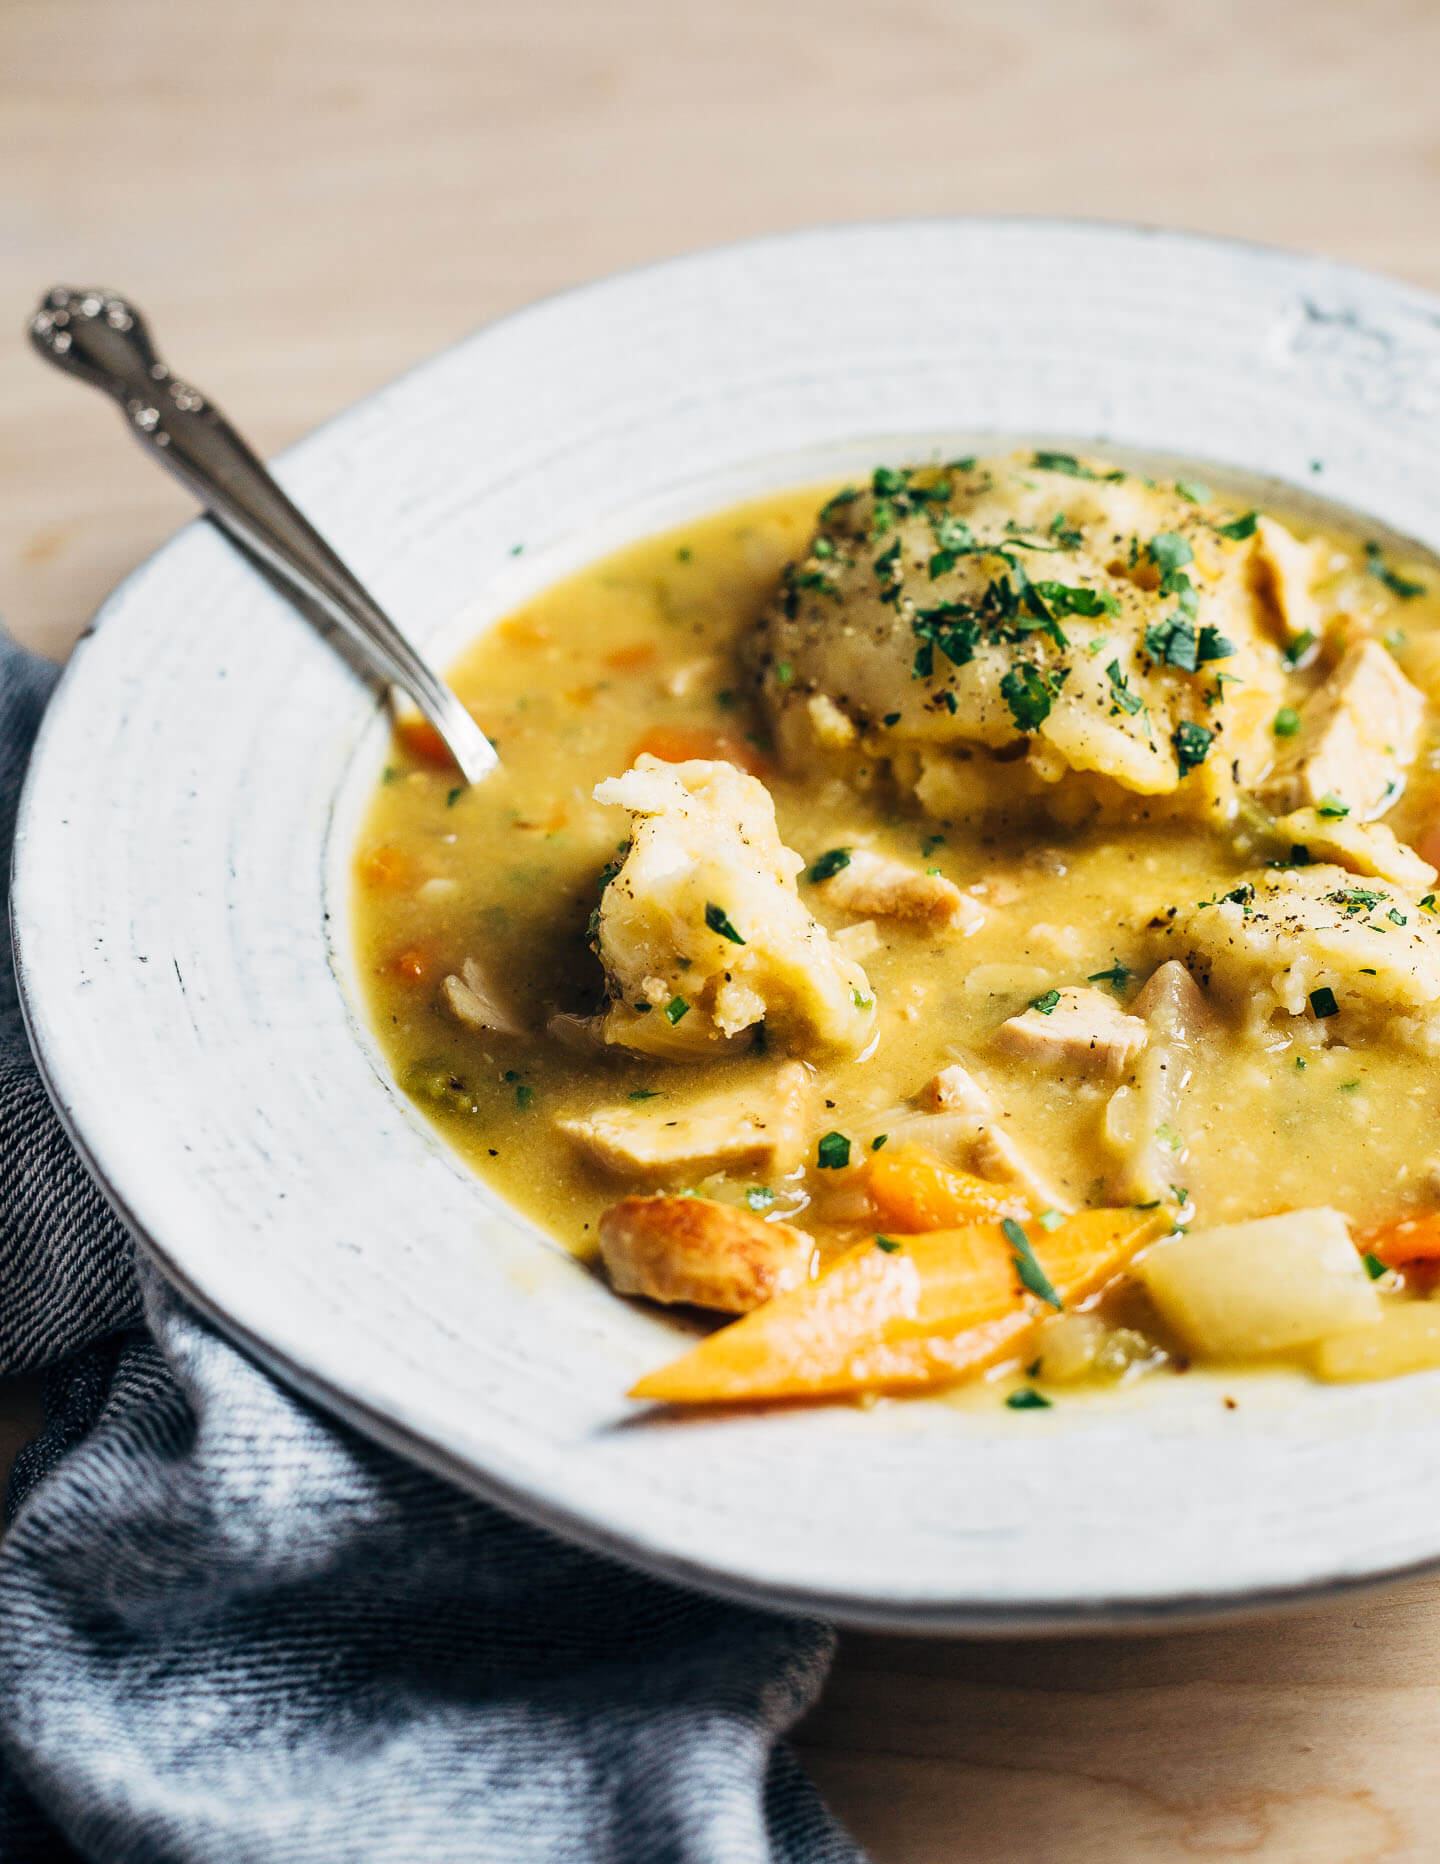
(359, 846), (418, 892)
(630, 724), (770, 778)
(1357, 1209), (1440, 1267)
(630, 1207), (1166, 1405)
(394, 715), (454, 766)
(605, 642), (660, 672)
(866, 1145), (1033, 1230)
(390, 947), (431, 983)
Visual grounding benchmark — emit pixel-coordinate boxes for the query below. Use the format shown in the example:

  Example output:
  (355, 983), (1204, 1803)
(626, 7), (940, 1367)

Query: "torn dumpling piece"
(1274, 807), (1437, 891)
(1258, 640), (1424, 821)
(590, 756), (876, 1059)
(1154, 863), (1440, 1030)
(994, 986), (1149, 1076)
(598, 1195), (814, 1313)
(812, 847), (984, 932)
(557, 1060), (813, 1181)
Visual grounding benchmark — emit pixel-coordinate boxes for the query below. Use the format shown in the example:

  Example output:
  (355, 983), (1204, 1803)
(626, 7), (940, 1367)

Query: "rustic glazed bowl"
(17, 221), (1440, 1629)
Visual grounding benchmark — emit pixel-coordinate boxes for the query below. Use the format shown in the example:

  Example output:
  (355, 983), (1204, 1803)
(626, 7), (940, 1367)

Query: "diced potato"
(1312, 1303), (1440, 1382)
(1137, 1208), (1380, 1358)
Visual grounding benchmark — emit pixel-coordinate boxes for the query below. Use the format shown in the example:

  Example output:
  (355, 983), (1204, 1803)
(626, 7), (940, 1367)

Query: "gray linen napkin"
(0, 634), (866, 1864)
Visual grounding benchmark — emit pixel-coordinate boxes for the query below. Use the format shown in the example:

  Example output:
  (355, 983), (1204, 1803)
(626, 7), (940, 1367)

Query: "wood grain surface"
(4, 2), (1440, 1857)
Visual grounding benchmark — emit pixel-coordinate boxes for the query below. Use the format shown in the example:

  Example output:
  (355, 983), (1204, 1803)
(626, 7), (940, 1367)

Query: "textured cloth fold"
(0, 634), (862, 1864)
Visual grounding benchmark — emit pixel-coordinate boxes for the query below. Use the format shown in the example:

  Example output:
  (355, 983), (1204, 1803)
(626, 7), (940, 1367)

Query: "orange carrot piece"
(866, 1146), (1033, 1230)
(630, 1207), (1165, 1405)
(390, 947), (431, 983)
(1358, 1210), (1440, 1267)
(630, 724), (770, 777)
(359, 846), (418, 892)
(394, 715), (454, 766)
(605, 642), (660, 672)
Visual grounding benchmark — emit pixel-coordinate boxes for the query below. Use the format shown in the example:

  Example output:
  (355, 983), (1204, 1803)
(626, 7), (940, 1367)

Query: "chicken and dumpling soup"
(355, 453), (1440, 1408)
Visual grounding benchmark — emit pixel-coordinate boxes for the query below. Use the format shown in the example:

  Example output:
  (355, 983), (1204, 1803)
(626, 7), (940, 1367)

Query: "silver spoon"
(28, 286), (497, 785)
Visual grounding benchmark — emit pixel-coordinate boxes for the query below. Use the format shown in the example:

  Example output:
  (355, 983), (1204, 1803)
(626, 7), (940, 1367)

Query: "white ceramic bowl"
(18, 221), (1440, 1631)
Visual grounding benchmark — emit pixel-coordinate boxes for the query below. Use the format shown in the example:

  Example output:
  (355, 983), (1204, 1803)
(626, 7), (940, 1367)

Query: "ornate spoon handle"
(29, 287), (496, 785)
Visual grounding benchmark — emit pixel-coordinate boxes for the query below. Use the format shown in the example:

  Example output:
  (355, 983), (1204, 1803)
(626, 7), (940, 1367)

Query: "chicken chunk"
(754, 455), (1286, 826)
(440, 957), (525, 1037)
(1155, 863), (1440, 1027)
(1274, 808), (1437, 891)
(1251, 515), (1324, 642)
(590, 756), (876, 1059)
(557, 1061), (813, 1180)
(918, 1061), (997, 1114)
(598, 1195), (813, 1313)
(1259, 640), (1424, 821)
(995, 986), (1149, 1076)
(813, 847), (983, 932)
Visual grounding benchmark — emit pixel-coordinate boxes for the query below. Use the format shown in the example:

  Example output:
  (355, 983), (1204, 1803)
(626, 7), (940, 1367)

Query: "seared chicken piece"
(557, 1061), (813, 1180)
(599, 1195), (813, 1313)
(590, 756), (876, 1059)
(440, 957), (525, 1037)
(995, 986), (1148, 1076)
(1156, 863), (1440, 1026)
(1274, 807), (1437, 891)
(813, 847), (983, 932)
(1259, 641), (1424, 821)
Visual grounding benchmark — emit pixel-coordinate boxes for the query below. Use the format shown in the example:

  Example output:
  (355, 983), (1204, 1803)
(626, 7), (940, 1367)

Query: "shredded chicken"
(557, 1061), (813, 1179)
(1259, 641), (1424, 821)
(598, 1195), (813, 1313)
(814, 847), (984, 932)
(995, 986), (1148, 1076)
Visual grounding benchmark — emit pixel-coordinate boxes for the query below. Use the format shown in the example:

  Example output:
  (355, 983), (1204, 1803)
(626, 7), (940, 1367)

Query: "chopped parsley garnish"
(1144, 616), (1198, 672)
(922, 832), (946, 855)
(1197, 626), (1236, 663)
(1340, 1079), (1362, 1094)
(1105, 659), (1144, 715)
(627, 1089), (661, 1101)
(1029, 580), (1119, 619)
(1037, 1208), (1066, 1231)
(1316, 792), (1349, 818)
(1088, 961), (1132, 990)
(1217, 510), (1259, 541)
(1002, 1217), (1062, 1310)
(1175, 478), (1211, 504)
(1283, 628), (1317, 666)
(874, 1235), (902, 1254)
(852, 986), (875, 1009)
(999, 662), (1059, 732)
(871, 1133), (889, 1151)
(811, 537), (834, 559)
(745, 1186), (775, 1211)
(1032, 450), (1096, 478)
(446, 786), (463, 807)
(1387, 907), (1408, 926)
(1330, 886), (1384, 914)
(882, 711), (901, 726)
(1362, 1253), (1388, 1280)
(1366, 541), (1426, 599)
(773, 661), (795, 687)
(1272, 705), (1301, 738)
(514, 1083), (534, 1111)
(1309, 986), (1339, 1019)
(873, 540), (904, 604)
(819, 485), (861, 521)
(1006, 1388), (1052, 1410)
(816, 1131), (851, 1170)
(1148, 531), (1194, 575)
(1029, 988), (1062, 1014)
(1384, 628), (1407, 653)
(808, 847), (851, 883)
(1050, 513), (1084, 548)
(704, 903), (746, 945)
(664, 996), (691, 1025)
(1172, 720), (1215, 774)
(1423, 895), (1438, 913)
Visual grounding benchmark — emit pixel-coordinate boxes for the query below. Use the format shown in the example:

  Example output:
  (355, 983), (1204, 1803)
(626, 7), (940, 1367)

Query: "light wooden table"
(5, 2), (1440, 1856)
